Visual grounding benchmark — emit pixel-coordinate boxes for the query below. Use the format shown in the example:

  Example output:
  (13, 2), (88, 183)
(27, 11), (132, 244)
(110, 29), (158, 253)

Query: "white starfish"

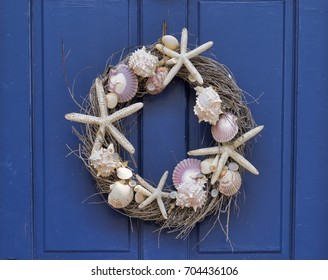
(188, 125), (264, 185)
(155, 28), (213, 86)
(65, 78), (143, 154)
(136, 171), (171, 219)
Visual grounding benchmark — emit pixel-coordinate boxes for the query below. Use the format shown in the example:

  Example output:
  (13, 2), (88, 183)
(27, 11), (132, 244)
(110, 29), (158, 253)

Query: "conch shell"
(89, 144), (122, 177)
(175, 181), (207, 212)
(193, 86), (223, 125)
(128, 47), (159, 77)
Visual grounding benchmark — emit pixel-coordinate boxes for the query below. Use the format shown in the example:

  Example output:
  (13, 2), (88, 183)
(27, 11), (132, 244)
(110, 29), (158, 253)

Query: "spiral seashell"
(89, 144), (122, 177)
(217, 170), (242, 196)
(107, 64), (138, 103)
(108, 181), (134, 208)
(172, 158), (202, 187)
(128, 47), (159, 77)
(145, 67), (168, 95)
(161, 35), (179, 50)
(193, 86), (223, 125)
(211, 112), (239, 143)
(175, 181), (207, 212)
(200, 157), (215, 175)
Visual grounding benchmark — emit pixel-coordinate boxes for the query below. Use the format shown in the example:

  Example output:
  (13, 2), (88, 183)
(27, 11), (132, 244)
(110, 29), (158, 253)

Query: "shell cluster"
(194, 86), (223, 125)
(89, 144), (122, 177)
(128, 47), (159, 77)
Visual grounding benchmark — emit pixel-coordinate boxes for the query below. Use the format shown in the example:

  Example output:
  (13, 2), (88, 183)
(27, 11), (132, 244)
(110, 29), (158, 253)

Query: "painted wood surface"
(1, 0), (327, 259)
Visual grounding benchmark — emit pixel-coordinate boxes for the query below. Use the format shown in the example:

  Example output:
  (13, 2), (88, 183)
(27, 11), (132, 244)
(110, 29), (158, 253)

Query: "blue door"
(1, 0), (328, 260)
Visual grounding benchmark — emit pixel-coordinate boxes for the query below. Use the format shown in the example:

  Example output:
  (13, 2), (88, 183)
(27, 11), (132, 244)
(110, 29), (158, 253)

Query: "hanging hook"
(162, 20), (167, 36)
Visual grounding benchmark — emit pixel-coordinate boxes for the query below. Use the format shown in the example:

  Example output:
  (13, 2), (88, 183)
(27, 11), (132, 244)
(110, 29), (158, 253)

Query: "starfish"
(155, 28), (213, 86)
(65, 78), (143, 155)
(188, 125), (264, 185)
(135, 171), (171, 219)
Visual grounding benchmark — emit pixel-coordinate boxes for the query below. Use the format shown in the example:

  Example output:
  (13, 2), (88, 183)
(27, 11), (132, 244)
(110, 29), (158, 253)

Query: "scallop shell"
(105, 92), (119, 109)
(172, 159), (202, 187)
(211, 113), (239, 142)
(116, 167), (133, 180)
(107, 64), (138, 103)
(194, 86), (223, 125)
(175, 181), (207, 212)
(217, 170), (242, 196)
(162, 35), (179, 50)
(108, 181), (133, 208)
(128, 47), (159, 77)
(145, 67), (168, 95)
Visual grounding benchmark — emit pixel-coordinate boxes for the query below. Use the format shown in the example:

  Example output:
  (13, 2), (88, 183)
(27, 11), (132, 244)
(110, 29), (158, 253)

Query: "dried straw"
(70, 43), (256, 240)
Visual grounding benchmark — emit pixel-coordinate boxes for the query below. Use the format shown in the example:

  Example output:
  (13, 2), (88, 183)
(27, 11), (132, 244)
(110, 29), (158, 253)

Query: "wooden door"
(1, 0), (328, 260)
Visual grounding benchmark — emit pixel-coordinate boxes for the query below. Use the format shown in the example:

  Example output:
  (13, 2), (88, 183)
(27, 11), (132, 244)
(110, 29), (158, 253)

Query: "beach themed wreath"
(65, 27), (264, 239)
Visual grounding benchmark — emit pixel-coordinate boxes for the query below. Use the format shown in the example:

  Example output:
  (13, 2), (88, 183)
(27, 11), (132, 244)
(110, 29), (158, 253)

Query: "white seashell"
(145, 67), (168, 94)
(200, 158), (215, 174)
(175, 181), (207, 212)
(172, 158), (202, 187)
(211, 189), (219, 198)
(188, 74), (197, 83)
(105, 92), (119, 109)
(116, 167), (133, 180)
(217, 170), (242, 196)
(211, 112), (239, 143)
(128, 47), (159, 77)
(194, 86), (223, 125)
(134, 191), (146, 204)
(162, 35), (179, 50)
(108, 64), (138, 103)
(108, 181), (133, 208)
(228, 162), (239, 171)
(89, 145), (122, 177)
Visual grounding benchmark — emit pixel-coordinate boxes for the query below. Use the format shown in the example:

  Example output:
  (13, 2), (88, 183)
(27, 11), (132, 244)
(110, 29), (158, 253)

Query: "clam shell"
(211, 113), (239, 142)
(105, 92), (119, 109)
(108, 64), (138, 103)
(217, 170), (242, 196)
(162, 35), (179, 50)
(134, 191), (146, 204)
(200, 158), (215, 174)
(108, 181), (133, 208)
(117, 167), (133, 180)
(228, 162), (239, 171)
(172, 158), (201, 187)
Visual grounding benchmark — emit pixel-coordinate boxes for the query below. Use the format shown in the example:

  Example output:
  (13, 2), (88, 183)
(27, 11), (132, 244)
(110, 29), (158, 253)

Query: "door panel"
(33, 0), (139, 259)
(188, 0), (294, 259)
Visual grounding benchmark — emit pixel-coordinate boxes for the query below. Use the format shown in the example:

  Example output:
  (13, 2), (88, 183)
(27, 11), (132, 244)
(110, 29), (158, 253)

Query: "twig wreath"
(65, 28), (264, 240)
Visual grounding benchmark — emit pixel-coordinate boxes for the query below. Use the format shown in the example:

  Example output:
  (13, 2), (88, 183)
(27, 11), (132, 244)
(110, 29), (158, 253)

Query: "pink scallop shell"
(211, 113), (239, 143)
(107, 64), (138, 103)
(172, 158), (202, 187)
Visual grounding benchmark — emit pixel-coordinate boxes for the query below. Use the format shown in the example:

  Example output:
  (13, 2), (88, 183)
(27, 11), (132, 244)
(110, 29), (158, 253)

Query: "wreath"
(65, 28), (264, 240)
